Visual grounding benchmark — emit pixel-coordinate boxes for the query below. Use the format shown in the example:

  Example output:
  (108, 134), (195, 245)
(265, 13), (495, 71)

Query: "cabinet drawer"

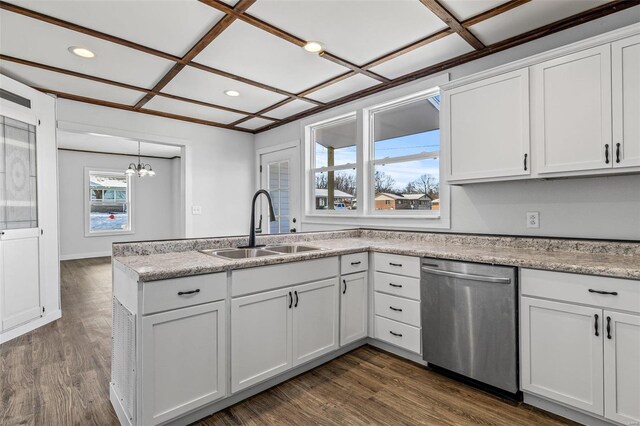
(341, 252), (368, 275)
(374, 292), (421, 327)
(374, 316), (421, 354)
(143, 273), (226, 315)
(374, 253), (420, 278)
(374, 272), (421, 301)
(521, 269), (640, 314)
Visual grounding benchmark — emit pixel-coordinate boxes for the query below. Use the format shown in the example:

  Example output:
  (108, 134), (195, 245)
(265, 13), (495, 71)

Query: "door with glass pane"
(260, 146), (300, 234)
(0, 114), (42, 330)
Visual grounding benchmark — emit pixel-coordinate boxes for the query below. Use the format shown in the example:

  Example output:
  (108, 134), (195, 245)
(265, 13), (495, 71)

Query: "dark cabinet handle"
(524, 153), (528, 171)
(616, 143), (621, 163)
(594, 314), (599, 337)
(294, 291), (299, 308)
(389, 306), (403, 312)
(342, 279), (347, 294)
(389, 262), (402, 267)
(350, 261), (361, 266)
(605, 144), (610, 164)
(289, 291), (292, 309)
(389, 283), (402, 288)
(588, 289), (618, 296)
(177, 289), (200, 296)
(606, 316), (612, 339)
(389, 331), (403, 337)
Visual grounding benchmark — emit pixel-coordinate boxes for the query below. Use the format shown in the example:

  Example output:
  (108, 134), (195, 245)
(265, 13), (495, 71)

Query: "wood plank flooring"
(1, 257), (577, 426)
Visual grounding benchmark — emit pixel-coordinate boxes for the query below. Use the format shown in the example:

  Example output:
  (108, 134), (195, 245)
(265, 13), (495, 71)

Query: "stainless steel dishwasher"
(421, 257), (518, 395)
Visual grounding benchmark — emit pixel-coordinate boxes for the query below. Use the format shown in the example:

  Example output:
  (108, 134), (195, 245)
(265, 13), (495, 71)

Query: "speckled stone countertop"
(112, 229), (640, 282)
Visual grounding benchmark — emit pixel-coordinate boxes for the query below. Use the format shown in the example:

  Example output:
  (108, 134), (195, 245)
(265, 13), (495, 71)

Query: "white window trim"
(84, 167), (134, 237)
(301, 74), (450, 230)
(364, 87), (443, 219)
(305, 111), (360, 218)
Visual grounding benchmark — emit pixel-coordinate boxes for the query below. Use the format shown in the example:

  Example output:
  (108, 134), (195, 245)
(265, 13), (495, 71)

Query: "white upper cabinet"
(532, 45), (612, 174)
(444, 68), (530, 182)
(612, 34), (640, 168)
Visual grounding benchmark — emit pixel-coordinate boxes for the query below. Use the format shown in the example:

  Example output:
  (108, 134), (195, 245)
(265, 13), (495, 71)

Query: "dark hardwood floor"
(1, 257), (577, 426)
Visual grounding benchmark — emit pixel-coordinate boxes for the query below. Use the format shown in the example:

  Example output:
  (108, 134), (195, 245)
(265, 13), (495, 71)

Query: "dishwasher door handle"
(421, 267), (512, 284)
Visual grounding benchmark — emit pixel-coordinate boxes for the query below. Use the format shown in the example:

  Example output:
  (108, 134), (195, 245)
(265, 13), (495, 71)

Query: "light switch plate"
(526, 211), (540, 228)
(192, 206), (202, 215)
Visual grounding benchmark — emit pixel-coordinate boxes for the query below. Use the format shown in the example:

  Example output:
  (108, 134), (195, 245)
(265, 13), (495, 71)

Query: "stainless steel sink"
(200, 248), (279, 259)
(266, 245), (322, 254)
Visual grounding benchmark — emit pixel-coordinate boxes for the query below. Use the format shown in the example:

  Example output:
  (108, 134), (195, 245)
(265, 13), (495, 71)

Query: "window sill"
(85, 230), (134, 238)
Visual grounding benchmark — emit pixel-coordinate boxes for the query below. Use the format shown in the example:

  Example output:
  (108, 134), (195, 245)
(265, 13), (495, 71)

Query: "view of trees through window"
(88, 171), (131, 233)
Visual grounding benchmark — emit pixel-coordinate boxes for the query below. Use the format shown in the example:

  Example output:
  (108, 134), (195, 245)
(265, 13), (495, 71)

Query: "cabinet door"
(340, 272), (368, 346)
(612, 34), (640, 168)
(292, 278), (339, 367)
(231, 288), (292, 393)
(141, 301), (226, 425)
(1, 229), (41, 330)
(444, 68), (530, 181)
(533, 45), (612, 174)
(521, 297), (604, 415)
(604, 311), (640, 424)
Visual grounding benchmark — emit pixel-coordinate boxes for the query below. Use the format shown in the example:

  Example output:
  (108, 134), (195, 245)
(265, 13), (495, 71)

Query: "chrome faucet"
(241, 190), (276, 248)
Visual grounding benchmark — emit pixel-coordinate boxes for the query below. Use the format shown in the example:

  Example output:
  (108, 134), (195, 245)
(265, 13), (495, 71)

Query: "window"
(86, 169), (132, 235)
(369, 90), (440, 216)
(309, 114), (358, 212)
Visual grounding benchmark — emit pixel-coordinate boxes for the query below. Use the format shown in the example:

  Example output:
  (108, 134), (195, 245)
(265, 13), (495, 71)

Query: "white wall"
(57, 150), (181, 259)
(255, 9), (640, 241)
(56, 99), (256, 239)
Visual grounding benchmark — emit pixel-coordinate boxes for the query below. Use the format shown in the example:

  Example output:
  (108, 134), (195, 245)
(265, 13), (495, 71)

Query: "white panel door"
(340, 272), (368, 346)
(141, 301), (226, 426)
(444, 68), (530, 181)
(292, 278), (339, 367)
(612, 34), (640, 168)
(0, 228), (41, 330)
(260, 144), (300, 234)
(604, 311), (640, 424)
(533, 44), (612, 173)
(521, 297), (604, 415)
(231, 288), (292, 392)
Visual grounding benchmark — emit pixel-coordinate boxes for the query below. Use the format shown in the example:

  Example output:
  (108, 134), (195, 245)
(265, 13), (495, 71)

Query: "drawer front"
(374, 271), (421, 301)
(374, 292), (421, 327)
(143, 273), (226, 315)
(374, 253), (420, 278)
(341, 252), (369, 275)
(521, 269), (640, 314)
(374, 315), (421, 354)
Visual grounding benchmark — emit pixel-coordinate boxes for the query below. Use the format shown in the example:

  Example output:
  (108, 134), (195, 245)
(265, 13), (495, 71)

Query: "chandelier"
(126, 141), (155, 177)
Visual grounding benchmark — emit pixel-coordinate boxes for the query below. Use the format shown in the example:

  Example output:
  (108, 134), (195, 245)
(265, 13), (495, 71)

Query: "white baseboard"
(0, 309), (62, 344)
(60, 251), (112, 260)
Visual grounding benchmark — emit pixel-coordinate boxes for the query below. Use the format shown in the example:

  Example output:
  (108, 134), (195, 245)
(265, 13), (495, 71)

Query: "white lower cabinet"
(231, 278), (339, 393)
(231, 288), (292, 393)
(141, 301), (226, 425)
(521, 269), (640, 424)
(604, 311), (640, 424)
(293, 279), (339, 366)
(340, 271), (368, 346)
(521, 297), (604, 415)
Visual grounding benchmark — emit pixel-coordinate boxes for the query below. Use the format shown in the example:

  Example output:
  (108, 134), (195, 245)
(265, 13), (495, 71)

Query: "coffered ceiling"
(0, 0), (636, 134)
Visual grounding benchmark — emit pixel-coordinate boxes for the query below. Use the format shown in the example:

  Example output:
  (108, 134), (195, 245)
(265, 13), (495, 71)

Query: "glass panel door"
(0, 115), (38, 230)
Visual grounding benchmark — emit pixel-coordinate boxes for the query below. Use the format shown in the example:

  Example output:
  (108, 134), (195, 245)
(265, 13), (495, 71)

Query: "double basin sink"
(199, 244), (322, 260)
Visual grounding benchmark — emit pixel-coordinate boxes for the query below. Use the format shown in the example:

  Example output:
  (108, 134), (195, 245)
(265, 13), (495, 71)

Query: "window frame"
(84, 168), (134, 237)
(365, 87), (442, 218)
(306, 111), (360, 217)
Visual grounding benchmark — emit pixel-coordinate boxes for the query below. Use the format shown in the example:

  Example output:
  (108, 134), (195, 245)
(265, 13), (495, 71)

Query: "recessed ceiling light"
(303, 41), (323, 53)
(224, 90), (240, 97)
(68, 46), (95, 58)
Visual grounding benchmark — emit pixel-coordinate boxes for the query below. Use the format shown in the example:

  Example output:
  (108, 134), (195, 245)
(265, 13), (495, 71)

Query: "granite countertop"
(113, 231), (640, 282)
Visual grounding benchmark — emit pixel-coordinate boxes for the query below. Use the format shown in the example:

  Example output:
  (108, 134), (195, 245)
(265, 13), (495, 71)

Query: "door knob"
(290, 228), (297, 233)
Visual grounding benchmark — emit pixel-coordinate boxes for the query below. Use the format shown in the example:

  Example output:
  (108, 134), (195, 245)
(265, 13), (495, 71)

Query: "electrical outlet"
(191, 206), (202, 215)
(526, 211), (540, 229)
